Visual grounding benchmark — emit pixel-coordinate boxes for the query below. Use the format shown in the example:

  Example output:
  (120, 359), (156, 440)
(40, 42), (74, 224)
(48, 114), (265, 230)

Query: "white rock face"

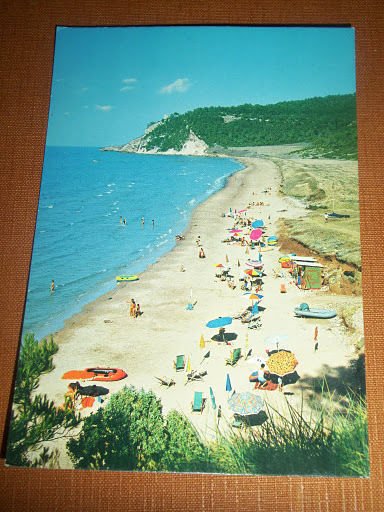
(104, 128), (209, 156)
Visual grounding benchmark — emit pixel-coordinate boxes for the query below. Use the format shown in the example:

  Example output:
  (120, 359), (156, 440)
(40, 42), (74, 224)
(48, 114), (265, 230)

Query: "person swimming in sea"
(50, 279), (55, 293)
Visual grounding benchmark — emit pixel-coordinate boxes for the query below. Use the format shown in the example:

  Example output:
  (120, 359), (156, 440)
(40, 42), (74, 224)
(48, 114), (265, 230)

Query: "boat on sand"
(294, 303), (337, 319)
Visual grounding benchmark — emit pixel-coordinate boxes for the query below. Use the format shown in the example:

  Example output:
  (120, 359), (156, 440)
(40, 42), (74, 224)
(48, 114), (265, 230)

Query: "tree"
(67, 386), (168, 471)
(67, 387), (214, 472)
(6, 333), (80, 467)
(165, 410), (209, 472)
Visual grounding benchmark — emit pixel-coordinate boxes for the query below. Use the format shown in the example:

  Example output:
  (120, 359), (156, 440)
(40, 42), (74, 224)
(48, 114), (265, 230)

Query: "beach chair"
(173, 354), (185, 371)
(232, 417), (244, 429)
(155, 376), (175, 387)
(225, 347), (242, 366)
(185, 369), (207, 384)
(191, 391), (205, 413)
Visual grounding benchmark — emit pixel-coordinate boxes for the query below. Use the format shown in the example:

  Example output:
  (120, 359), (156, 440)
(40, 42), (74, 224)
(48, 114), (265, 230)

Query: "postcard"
(5, 26), (368, 476)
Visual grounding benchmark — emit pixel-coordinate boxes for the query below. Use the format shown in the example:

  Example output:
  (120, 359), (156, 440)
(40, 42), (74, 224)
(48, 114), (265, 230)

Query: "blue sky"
(47, 26), (356, 147)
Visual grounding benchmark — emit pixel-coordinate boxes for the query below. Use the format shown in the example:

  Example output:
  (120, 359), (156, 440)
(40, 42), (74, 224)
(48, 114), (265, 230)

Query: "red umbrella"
(250, 228), (263, 241)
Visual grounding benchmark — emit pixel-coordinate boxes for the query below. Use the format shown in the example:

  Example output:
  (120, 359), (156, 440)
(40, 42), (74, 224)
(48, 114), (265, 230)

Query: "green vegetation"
(135, 94), (357, 159)
(66, 386), (368, 476)
(211, 393), (368, 476)
(6, 334), (80, 467)
(67, 387), (210, 472)
(276, 158), (361, 268)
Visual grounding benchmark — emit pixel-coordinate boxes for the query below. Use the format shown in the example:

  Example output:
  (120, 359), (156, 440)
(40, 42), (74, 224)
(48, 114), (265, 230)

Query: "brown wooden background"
(1, 1), (383, 510)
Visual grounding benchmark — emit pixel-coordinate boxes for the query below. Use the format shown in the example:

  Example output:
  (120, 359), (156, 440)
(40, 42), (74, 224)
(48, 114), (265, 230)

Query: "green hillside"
(139, 94), (357, 159)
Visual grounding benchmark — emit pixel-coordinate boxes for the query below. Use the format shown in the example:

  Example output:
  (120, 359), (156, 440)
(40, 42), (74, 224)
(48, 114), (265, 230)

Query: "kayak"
(294, 303), (337, 319)
(116, 275), (139, 282)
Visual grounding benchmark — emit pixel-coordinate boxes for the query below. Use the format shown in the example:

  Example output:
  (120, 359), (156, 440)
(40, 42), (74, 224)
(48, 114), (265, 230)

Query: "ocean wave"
(188, 198), (196, 205)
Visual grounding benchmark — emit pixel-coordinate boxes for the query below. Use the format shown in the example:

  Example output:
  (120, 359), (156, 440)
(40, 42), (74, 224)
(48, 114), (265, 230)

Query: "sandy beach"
(37, 156), (362, 467)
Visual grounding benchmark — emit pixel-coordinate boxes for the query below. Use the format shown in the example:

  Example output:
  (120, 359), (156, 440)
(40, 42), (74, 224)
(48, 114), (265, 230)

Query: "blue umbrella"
(206, 317), (232, 329)
(209, 387), (217, 410)
(252, 219), (264, 228)
(226, 373), (232, 392)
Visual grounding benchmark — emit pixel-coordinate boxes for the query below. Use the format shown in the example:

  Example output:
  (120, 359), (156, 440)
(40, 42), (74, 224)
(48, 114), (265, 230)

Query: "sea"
(22, 147), (242, 340)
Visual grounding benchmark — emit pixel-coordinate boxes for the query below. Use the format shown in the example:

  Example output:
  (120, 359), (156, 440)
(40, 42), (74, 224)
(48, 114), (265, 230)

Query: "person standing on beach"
(129, 298), (136, 317)
(217, 405), (222, 425)
(136, 304), (142, 318)
(314, 327), (319, 352)
(50, 279), (55, 293)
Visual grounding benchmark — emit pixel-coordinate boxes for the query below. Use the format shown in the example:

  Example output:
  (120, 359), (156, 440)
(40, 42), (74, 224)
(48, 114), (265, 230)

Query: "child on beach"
(199, 247), (206, 258)
(136, 304), (142, 317)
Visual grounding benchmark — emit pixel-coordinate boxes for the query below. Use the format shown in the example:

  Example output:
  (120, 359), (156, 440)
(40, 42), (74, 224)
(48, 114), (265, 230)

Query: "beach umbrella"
(206, 316), (233, 342)
(225, 254), (229, 263)
(206, 317), (232, 329)
(244, 268), (261, 277)
(209, 387), (217, 410)
(228, 392), (264, 416)
(250, 228), (263, 241)
(267, 350), (298, 377)
(186, 356), (192, 374)
(252, 219), (264, 228)
(215, 263), (224, 268)
(199, 334), (205, 349)
(225, 373), (232, 393)
(200, 350), (210, 364)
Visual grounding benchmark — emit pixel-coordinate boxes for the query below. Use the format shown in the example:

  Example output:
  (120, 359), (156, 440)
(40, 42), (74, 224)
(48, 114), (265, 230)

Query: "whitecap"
(97, 194), (103, 197)
(48, 205), (54, 209)
(188, 199), (196, 205)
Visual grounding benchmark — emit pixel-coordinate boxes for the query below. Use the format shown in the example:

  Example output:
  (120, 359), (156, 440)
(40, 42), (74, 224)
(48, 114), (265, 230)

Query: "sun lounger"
(225, 347), (242, 366)
(185, 369), (207, 384)
(173, 354), (185, 371)
(191, 391), (205, 413)
(156, 376), (175, 387)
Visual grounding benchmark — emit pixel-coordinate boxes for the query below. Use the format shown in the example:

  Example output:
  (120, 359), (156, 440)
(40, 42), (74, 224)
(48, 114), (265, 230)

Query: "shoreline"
(36, 156), (363, 468)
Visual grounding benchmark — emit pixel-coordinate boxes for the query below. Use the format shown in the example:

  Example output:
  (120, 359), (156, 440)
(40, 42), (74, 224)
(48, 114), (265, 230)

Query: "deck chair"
(155, 376), (175, 387)
(232, 418), (243, 429)
(173, 354), (185, 371)
(191, 391), (205, 413)
(226, 347), (242, 366)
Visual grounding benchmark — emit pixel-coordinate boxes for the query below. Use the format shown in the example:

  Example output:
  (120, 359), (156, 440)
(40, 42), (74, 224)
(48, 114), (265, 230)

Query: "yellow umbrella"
(199, 334), (206, 349)
(225, 254), (229, 263)
(186, 356), (192, 373)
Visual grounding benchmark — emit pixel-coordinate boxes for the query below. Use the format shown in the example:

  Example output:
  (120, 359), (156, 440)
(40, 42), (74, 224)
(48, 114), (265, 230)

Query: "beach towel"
(81, 396), (96, 408)
(254, 381), (278, 391)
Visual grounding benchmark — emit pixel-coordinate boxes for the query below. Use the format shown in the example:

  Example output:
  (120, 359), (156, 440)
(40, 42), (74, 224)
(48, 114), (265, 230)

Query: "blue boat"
(294, 303), (337, 319)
